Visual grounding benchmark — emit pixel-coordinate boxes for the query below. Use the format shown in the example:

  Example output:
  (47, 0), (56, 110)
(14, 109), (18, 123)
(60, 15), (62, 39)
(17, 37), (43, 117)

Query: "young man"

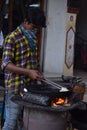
(1, 7), (46, 130)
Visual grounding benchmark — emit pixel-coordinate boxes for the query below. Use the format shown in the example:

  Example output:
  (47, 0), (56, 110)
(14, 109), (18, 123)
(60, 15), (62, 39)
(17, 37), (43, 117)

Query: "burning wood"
(51, 97), (68, 106)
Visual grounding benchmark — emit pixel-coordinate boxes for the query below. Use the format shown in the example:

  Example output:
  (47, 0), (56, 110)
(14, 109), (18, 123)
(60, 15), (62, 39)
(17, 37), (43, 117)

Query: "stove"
(11, 76), (86, 130)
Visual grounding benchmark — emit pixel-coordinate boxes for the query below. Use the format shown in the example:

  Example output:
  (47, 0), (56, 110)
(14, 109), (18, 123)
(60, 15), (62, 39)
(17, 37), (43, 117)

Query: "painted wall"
(63, 13), (77, 76)
(43, 0), (67, 77)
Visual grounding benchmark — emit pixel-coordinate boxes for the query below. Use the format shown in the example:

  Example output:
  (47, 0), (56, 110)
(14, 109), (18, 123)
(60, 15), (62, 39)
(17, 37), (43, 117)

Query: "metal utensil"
(40, 78), (69, 92)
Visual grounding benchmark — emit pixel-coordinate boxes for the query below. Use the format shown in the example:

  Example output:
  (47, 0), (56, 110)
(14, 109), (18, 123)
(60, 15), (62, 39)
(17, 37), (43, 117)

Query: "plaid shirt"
(1, 26), (39, 94)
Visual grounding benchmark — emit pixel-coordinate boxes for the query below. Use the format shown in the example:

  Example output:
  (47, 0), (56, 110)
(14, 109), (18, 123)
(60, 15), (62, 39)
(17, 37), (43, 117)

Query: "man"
(1, 7), (46, 130)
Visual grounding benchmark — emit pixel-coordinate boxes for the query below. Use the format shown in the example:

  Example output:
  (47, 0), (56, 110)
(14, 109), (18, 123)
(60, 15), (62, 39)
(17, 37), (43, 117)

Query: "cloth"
(1, 25), (39, 94)
(20, 24), (37, 52)
(81, 50), (87, 64)
(2, 93), (23, 130)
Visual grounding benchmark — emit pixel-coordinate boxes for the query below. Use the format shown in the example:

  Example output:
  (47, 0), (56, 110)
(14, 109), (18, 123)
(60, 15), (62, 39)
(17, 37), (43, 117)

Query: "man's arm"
(5, 62), (43, 80)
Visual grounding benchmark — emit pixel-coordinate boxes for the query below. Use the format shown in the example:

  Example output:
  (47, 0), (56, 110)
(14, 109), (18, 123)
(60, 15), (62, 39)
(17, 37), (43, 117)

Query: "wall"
(43, 0), (67, 77)
(63, 13), (77, 76)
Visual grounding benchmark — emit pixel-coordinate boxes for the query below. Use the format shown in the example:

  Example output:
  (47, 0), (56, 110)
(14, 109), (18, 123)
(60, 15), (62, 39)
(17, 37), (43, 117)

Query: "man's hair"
(24, 7), (46, 27)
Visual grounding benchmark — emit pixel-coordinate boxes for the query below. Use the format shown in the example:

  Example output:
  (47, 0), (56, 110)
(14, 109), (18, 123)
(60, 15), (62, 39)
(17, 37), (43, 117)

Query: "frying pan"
(25, 82), (72, 98)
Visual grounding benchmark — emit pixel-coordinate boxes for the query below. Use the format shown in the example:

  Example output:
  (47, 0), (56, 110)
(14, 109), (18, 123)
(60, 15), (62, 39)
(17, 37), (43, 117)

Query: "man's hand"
(28, 70), (43, 80)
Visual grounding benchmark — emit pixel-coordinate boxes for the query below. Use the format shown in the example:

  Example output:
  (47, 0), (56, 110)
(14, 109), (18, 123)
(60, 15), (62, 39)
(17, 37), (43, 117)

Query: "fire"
(51, 97), (68, 106)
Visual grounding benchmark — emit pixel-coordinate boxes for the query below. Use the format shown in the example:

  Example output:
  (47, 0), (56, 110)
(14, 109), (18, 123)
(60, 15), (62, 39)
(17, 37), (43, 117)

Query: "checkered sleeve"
(1, 36), (15, 71)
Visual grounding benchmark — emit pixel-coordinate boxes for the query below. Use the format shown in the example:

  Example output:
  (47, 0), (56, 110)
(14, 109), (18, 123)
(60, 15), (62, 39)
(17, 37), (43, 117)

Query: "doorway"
(67, 0), (87, 82)
(74, 0), (87, 82)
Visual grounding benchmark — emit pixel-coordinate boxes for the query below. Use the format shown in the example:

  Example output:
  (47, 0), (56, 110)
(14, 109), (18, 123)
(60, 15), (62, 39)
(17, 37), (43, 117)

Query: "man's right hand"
(28, 70), (43, 80)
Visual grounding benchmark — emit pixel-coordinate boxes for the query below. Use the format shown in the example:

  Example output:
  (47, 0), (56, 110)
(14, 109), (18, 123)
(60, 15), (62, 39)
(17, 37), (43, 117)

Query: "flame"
(51, 97), (68, 106)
